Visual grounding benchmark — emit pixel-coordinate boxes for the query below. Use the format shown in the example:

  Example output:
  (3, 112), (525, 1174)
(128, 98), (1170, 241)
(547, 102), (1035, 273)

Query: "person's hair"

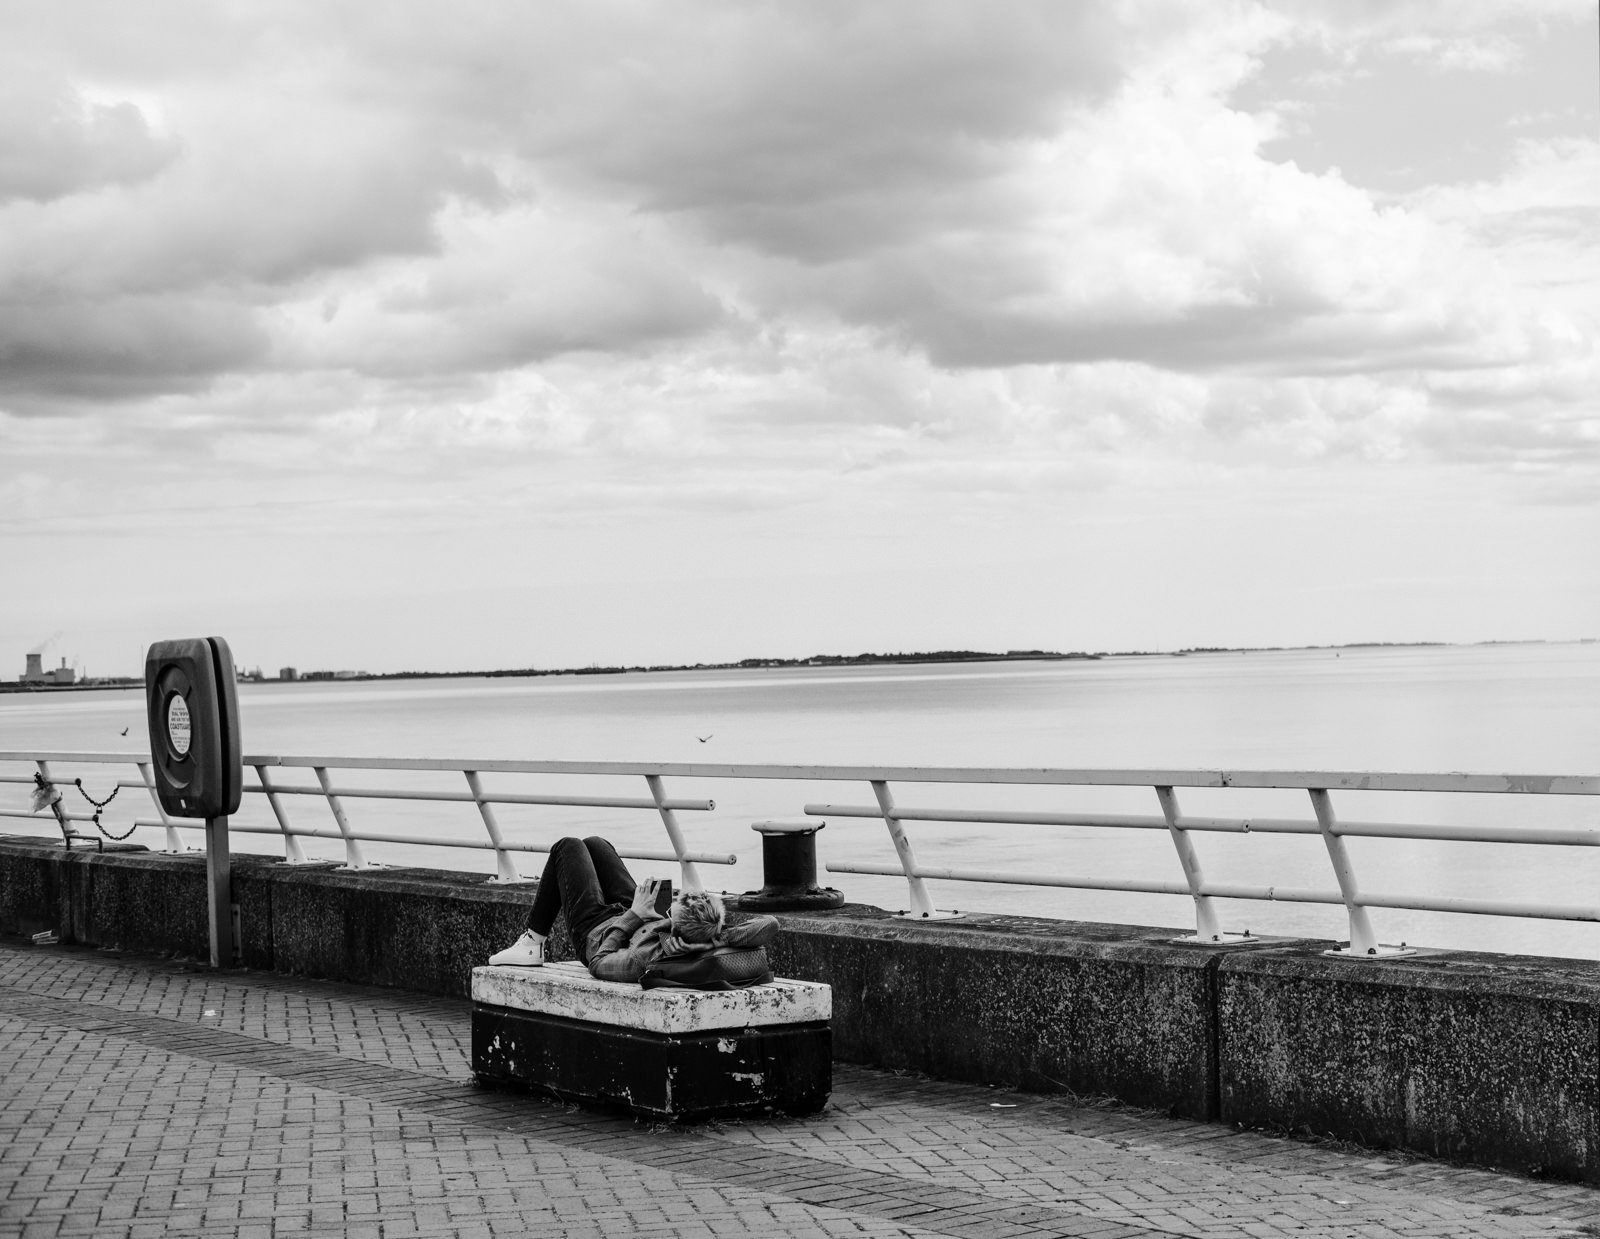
(671, 890), (725, 944)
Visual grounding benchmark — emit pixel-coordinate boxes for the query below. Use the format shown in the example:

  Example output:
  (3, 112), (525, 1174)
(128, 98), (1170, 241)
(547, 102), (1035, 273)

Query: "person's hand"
(630, 878), (665, 917)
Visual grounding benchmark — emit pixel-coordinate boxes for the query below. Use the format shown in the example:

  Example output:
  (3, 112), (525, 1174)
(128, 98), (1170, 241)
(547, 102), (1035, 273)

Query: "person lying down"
(489, 835), (776, 984)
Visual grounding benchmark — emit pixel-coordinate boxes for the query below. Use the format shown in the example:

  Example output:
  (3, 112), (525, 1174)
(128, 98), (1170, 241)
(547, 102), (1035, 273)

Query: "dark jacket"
(585, 911), (779, 983)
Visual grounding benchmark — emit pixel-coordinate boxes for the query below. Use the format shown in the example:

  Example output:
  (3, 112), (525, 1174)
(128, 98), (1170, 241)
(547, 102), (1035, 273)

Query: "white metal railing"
(0, 751), (733, 890)
(3, 752), (1598, 957)
(800, 766), (1600, 954)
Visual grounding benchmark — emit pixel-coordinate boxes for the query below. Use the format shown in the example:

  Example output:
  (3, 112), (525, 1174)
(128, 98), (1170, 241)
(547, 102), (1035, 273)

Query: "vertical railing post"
(314, 766), (371, 870)
(1310, 787), (1382, 956)
(465, 770), (524, 883)
(35, 760), (74, 846)
(255, 764), (308, 864)
(871, 780), (951, 919)
(645, 774), (703, 892)
(136, 760), (185, 853)
(1155, 786), (1227, 942)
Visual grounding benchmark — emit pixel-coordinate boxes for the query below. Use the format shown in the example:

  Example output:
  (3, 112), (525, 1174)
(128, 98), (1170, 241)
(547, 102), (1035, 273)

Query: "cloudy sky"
(3, 1), (1597, 677)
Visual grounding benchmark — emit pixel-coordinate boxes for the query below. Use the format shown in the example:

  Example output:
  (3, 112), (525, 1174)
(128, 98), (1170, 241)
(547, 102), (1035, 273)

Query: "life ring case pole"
(144, 636), (243, 968)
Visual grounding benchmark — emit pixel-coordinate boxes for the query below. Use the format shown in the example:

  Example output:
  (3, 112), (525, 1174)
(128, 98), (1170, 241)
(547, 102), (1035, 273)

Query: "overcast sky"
(3, 1), (1597, 677)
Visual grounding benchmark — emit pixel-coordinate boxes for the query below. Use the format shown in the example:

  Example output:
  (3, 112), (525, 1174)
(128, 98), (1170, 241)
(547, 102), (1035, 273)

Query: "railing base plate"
(895, 909), (965, 921)
(1322, 944), (1418, 959)
(1170, 932), (1258, 947)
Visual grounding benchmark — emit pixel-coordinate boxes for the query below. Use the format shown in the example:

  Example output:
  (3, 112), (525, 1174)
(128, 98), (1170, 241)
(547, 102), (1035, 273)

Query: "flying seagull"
(697, 734), (713, 743)
(120, 727), (129, 736)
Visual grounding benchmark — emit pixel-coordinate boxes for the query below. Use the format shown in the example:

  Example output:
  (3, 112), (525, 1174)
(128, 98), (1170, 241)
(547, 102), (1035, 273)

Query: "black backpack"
(640, 945), (774, 991)
(638, 914), (779, 991)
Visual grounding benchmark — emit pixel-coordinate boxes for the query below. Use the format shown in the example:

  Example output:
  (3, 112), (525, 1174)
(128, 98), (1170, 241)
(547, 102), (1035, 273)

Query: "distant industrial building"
(279, 667), (298, 681)
(22, 654), (75, 686)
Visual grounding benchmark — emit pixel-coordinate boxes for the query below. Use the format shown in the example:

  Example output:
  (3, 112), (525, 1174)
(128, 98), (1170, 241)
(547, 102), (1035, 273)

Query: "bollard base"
(737, 887), (846, 912)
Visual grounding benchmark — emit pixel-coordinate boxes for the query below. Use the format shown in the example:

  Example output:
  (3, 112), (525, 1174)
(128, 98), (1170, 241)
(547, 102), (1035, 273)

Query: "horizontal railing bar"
(19, 800), (1584, 847)
(1354, 892), (1600, 921)
(28, 773), (708, 813)
(824, 868), (1361, 909)
(806, 803), (1600, 846)
(1330, 821), (1600, 846)
(0, 752), (148, 764)
(0, 810), (96, 823)
(8, 774), (141, 790)
(225, 756), (1600, 795)
(829, 862), (1600, 924)
(111, 778), (716, 814)
(1188, 883), (1600, 923)
(17, 787), (1590, 848)
(827, 860), (1197, 896)
(6, 752), (1599, 795)
(807, 804), (1174, 829)
(237, 784), (714, 811)
(140, 820), (735, 864)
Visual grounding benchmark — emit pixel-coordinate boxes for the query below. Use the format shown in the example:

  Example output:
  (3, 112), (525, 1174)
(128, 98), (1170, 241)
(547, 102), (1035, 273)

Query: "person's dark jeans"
(527, 836), (636, 963)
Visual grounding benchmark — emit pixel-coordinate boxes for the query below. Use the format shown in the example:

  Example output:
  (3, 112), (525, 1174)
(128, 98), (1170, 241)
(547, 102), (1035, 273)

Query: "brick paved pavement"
(4, 940), (1600, 1238)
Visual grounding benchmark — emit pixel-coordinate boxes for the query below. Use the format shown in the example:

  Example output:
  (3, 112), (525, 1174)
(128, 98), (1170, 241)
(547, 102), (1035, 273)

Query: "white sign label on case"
(167, 695), (192, 758)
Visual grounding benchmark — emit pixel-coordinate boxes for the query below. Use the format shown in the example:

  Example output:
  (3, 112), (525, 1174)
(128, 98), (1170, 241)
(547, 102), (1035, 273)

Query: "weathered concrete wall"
(0, 836), (215, 958)
(1218, 948), (1600, 1181)
(768, 911), (1232, 1118)
(6, 834), (1600, 1181)
(0, 836), (578, 982)
(236, 859), (543, 991)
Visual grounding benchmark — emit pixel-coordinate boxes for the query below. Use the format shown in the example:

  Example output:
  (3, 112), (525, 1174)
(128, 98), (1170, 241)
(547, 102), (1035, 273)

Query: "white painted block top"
(472, 961), (832, 1034)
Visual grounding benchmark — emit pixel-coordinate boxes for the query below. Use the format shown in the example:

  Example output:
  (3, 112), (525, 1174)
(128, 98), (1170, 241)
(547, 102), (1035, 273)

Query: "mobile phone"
(653, 878), (674, 915)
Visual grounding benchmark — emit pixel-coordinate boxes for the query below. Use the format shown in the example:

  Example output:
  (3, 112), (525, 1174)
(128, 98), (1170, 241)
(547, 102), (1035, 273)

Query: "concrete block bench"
(471, 962), (832, 1121)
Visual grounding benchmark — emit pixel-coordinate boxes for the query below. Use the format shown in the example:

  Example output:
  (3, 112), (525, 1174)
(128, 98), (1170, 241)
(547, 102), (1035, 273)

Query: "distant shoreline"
(2, 637), (1588, 694)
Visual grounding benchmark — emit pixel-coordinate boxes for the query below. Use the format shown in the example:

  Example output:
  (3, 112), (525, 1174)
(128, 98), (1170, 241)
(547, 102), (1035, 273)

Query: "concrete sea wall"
(3, 834), (1597, 1182)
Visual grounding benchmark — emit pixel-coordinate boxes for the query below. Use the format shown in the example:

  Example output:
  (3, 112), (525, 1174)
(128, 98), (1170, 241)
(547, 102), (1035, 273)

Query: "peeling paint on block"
(471, 961), (831, 1033)
(472, 1003), (830, 1121)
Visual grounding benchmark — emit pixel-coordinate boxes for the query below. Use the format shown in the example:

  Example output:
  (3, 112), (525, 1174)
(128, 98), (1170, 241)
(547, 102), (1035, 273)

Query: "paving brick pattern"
(3, 942), (1600, 1238)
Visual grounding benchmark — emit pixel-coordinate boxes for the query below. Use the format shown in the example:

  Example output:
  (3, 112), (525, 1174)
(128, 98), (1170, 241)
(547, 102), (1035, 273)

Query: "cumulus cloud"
(0, 291), (265, 408)
(280, 196), (726, 378)
(0, 0), (1595, 493)
(0, 76), (179, 203)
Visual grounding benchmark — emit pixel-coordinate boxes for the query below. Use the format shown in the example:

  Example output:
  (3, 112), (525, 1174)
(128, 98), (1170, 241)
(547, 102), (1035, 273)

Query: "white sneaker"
(489, 931), (545, 967)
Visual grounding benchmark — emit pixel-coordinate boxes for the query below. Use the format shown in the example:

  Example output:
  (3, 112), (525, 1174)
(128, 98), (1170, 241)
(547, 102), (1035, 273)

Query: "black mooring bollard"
(739, 820), (845, 912)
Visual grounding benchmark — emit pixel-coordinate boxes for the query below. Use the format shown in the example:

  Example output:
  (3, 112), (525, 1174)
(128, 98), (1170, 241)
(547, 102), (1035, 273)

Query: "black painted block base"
(472, 1003), (832, 1121)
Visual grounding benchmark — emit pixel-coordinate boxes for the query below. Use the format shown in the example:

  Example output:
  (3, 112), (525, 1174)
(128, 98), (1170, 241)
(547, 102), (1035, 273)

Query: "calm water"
(4, 642), (1599, 958)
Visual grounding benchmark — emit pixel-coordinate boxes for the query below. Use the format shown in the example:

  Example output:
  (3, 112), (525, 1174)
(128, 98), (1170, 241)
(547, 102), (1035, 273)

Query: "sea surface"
(4, 642), (1599, 959)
